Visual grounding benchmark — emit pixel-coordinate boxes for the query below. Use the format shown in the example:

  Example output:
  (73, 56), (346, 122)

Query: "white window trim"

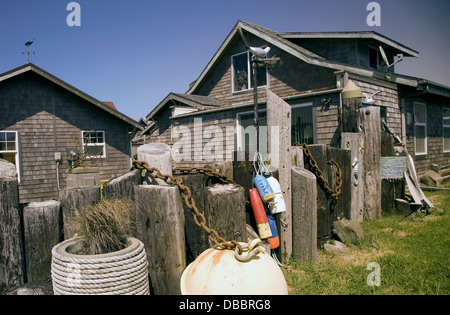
(443, 106), (450, 153)
(0, 131), (20, 182)
(236, 109), (267, 152)
(81, 130), (106, 158)
(231, 51), (268, 94)
(414, 102), (427, 155)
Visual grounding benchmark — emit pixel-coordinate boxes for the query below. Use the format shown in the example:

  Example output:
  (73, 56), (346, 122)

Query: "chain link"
(294, 143), (342, 200)
(132, 161), (243, 253)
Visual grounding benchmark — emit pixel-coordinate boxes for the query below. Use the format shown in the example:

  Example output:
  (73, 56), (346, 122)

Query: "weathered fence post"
(360, 106), (382, 220)
(203, 183), (247, 245)
(0, 160), (25, 294)
(305, 144), (330, 243)
(23, 200), (62, 282)
(291, 167), (317, 263)
(102, 169), (142, 200)
(134, 184), (185, 295)
(267, 89), (292, 263)
(59, 186), (101, 239)
(179, 173), (209, 263)
(327, 146), (352, 221)
(341, 132), (365, 222)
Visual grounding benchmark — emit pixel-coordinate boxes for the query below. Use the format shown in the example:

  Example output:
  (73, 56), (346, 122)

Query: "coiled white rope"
(51, 237), (150, 295)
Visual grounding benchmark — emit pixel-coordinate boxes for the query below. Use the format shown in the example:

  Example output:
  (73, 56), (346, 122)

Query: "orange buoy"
(249, 188), (272, 239)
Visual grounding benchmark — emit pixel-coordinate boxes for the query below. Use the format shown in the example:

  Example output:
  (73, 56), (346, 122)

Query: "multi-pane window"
(291, 103), (314, 145)
(414, 102), (427, 155)
(232, 52), (267, 92)
(82, 130), (106, 158)
(0, 131), (20, 181)
(444, 107), (450, 152)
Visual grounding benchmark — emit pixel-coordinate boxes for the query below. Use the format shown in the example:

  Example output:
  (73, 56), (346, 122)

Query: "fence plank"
(291, 167), (317, 263)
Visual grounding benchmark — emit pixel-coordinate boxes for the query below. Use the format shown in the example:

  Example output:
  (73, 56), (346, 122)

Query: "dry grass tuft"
(69, 198), (136, 255)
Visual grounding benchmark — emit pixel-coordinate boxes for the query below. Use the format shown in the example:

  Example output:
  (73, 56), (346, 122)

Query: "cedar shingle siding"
(0, 70), (134, 203)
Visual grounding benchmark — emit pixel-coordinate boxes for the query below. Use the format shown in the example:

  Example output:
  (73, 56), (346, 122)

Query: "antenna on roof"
(21, 38), (36, 63)
(379, 45), (403, 70)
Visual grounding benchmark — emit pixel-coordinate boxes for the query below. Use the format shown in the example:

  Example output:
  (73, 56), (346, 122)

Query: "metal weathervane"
(21, 38), (36, 63)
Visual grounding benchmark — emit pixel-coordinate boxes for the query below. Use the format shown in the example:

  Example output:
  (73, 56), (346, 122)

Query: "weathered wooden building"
(134, 21), (450, 174)
(0, 63), (142, 203)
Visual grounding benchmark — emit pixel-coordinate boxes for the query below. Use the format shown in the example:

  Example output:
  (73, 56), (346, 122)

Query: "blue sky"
(1, 0), (449, 121)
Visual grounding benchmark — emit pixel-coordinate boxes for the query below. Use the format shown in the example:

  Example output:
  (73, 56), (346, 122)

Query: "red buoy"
(249, 188), (272, 239)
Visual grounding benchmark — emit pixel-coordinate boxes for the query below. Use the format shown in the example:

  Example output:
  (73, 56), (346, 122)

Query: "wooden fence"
(1, 103), (393, 294)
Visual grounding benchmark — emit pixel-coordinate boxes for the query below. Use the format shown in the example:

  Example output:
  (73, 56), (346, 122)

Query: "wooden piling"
(0, 160), (25, 293)
(22, 200), (62, 282)
(203, 183), (247, 244)
(59, 186), (101, 239)
(360, 106), (382, 220)
(134, 185), (186, 295)
(341, 132), (365, 222)
(291, 167), (317, 263)
(102, 169), (142, 200)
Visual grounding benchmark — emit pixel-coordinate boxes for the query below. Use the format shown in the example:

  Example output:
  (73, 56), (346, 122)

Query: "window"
(369, 47), (380, 70)
(444, 107), (450, 152)
(236, 110), (267, 153)
(291, 103), (314, 145)
(0, 131), (20, 181)
(232, 52), (267, 92)
(414, 102), (427, 155)
(82, 130), (106, 158)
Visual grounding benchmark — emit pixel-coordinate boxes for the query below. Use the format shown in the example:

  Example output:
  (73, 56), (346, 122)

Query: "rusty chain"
(294, 142), (342, 200)
(132, 161), (243, 253)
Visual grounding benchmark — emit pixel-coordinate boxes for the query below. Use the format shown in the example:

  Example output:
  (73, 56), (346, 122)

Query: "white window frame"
(231, 51), (268, 93)
(0, 131), (20, 182)
(81, 130), (106, 158)
(414, 102), (427, 155)
(443, 107), (450, 153)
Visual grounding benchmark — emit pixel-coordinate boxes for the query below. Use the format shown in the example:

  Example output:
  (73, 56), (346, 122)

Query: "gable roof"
(187, 20), (421, 94)
(144, 92), (227, 120)
(0, 63), (142, 130)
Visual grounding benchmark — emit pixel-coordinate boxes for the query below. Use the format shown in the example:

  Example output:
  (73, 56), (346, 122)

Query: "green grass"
(283, 189), (450, 295)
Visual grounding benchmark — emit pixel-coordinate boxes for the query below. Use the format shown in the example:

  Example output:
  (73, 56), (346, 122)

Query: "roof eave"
(0, 63), (143, 130)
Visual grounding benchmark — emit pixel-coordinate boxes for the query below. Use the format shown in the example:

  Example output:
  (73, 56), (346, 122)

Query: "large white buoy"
(180, 243), (288, 295)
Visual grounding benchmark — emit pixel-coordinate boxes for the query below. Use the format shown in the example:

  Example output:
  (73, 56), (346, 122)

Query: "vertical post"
(360, 106), (382, 220)
(137, 143), (172, 176)
(266, 90), (292, 262)
(203, 183), (247, 245)
(23, 200), (62, 282)
(341, 133), (365, 222)
(0, 160), (25, 294)
(59, 186), (101, 239)
(134, 185), (185, 295)
(291, 167), (317, 263)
